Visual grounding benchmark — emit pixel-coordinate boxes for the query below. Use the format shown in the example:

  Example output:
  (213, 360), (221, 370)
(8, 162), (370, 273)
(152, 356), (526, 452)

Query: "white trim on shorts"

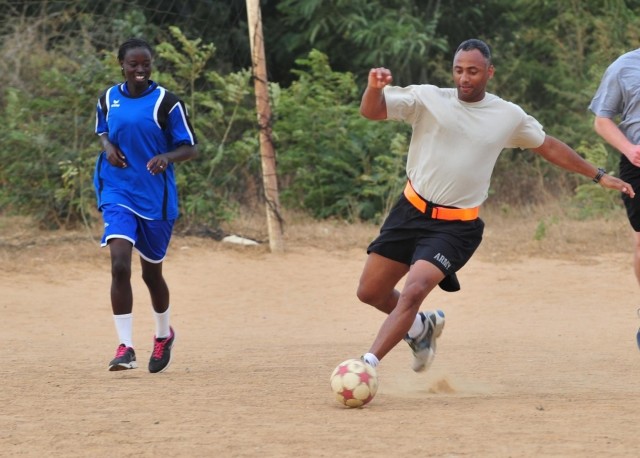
(101, 234), (166, 264)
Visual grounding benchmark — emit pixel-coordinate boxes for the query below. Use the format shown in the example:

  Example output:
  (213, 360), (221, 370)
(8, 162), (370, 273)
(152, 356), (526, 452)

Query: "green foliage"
(57, 158), (96, 229)
(3, 1), (640, 231)
(0, 33), (110, 227)
(0, 17), (260, 230)
(360, 133), (408, 221)
(274, 0), (447, 85)
(533, 215), (559, 241)
(154, 27), (259, 230)
(570, 142), (624, 219)
(155, 26), (217, 119)
(454, 1), (640, 207)
(533, 219), (547, 241)
(571, 182), (623, 219)
(274, 50), (408, 220)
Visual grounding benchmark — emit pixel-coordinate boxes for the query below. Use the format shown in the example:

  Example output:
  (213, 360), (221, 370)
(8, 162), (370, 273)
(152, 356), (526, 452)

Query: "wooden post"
(246, 0), (284, 253)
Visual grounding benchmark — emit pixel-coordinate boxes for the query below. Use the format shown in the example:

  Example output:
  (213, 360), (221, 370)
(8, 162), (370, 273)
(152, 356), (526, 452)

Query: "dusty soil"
(1, 204), (640, 457)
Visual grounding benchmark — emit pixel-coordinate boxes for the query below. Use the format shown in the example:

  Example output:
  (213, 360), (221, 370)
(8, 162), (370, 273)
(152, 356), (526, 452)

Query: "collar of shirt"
(120, 80), (158, 97)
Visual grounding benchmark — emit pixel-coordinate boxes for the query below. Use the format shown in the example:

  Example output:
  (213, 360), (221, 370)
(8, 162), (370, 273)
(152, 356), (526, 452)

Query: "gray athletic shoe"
(404, 310), (445, 372)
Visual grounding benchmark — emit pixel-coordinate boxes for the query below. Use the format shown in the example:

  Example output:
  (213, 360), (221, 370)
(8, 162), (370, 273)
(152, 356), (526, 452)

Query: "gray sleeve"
(589, 64), (623, 118)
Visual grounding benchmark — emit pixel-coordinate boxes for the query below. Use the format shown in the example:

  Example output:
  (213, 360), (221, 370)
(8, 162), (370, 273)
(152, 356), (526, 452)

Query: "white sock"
(154, 306), (171, 339)
(363, 353), (379, 367)
(407, 312), (425, 339)
(113, 313), (133, 348)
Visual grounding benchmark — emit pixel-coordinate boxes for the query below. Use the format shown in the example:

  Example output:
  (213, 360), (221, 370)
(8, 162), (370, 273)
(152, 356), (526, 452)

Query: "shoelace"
(152, 338), (168, 359)
(114, 345), (128, 358)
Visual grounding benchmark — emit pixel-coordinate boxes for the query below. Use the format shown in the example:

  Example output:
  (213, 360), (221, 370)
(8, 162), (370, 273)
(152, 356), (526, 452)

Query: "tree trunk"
(246, 0), (284, 252)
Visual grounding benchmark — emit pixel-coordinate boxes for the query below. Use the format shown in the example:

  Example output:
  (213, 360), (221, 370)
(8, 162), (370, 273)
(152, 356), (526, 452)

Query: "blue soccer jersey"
(94, 81), (197, 220)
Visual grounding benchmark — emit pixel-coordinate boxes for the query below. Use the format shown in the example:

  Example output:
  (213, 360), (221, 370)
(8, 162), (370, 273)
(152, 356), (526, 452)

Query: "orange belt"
(403, 181), (479, 221)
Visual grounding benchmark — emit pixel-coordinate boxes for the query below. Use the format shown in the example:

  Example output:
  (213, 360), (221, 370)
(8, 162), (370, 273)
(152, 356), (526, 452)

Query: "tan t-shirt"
(384, 85), (546, 208)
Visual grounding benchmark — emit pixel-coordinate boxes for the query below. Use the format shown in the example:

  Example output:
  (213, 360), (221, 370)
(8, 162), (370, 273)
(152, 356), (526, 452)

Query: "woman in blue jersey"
(94, 38), (198, 373)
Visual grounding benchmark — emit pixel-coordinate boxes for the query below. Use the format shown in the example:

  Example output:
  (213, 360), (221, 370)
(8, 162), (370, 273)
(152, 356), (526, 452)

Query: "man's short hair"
(455, 39), (492, 64)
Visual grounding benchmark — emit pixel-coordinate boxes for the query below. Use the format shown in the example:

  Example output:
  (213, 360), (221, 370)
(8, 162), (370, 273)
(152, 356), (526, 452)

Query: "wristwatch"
(593, 167), (606, 183)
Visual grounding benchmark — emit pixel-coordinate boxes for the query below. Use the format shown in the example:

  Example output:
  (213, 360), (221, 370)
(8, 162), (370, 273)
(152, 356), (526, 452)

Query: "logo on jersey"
(111, 100), (120, 108)
(433, 253), (451, 271)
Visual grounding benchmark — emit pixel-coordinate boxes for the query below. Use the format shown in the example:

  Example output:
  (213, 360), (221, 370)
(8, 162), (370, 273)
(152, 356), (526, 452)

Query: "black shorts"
(367, 194), (485, 278)
(619, 156), (640, 231)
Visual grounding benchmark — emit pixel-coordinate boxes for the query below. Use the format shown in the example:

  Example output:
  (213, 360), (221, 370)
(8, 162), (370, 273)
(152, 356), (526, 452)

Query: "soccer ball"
(330, 358), (378, 407)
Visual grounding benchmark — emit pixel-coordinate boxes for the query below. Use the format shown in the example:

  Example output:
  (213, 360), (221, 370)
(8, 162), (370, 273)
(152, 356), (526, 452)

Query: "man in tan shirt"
(357, 38), (634, 375)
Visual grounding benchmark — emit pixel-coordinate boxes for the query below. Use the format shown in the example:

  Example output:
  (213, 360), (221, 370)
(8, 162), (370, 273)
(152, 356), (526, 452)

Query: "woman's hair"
(117, 38), (154, 61)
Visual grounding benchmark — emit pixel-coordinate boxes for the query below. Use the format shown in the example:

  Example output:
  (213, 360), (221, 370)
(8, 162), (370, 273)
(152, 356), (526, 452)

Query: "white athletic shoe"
(403, 310), (445, 372)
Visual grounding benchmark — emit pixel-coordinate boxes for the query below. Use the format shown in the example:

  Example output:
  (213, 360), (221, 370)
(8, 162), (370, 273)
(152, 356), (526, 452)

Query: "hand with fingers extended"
(147, 155), (169, 175)
(599, 173), (635, 198)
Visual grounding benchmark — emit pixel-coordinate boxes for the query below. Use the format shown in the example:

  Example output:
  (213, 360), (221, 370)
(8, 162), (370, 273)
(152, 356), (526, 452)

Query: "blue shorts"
(100, 204), (175, 263)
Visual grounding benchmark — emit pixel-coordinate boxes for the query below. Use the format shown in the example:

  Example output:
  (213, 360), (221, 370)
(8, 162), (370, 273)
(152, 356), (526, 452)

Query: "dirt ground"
(2, 205), (640, 457)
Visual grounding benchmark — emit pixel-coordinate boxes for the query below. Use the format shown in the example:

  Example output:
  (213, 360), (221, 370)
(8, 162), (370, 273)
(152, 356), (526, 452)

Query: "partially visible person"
(589, 48), (640, 349)
(94, 37), (198, 373)
(637, 308), (640, 350)
(357, 38), (635, 374)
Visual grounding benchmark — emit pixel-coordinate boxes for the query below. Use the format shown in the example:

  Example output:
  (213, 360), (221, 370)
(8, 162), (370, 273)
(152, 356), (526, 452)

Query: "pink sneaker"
(108, 344), (137, 371)
(148, 327), (175, 373)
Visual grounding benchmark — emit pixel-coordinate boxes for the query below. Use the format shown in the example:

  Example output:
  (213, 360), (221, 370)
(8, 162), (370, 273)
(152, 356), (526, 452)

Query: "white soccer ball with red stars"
(330, 358), (378, 407)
